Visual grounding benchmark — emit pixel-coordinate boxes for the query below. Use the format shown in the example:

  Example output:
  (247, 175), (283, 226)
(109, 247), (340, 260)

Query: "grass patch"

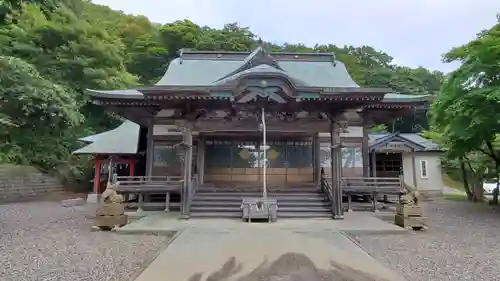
(444, 193), (491, 205)
(444, 193), (467, 201)
(442, 173), (465, 191)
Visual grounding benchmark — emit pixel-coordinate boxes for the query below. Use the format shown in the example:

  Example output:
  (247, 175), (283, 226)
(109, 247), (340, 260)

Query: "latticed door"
(203, 137), (313, 185)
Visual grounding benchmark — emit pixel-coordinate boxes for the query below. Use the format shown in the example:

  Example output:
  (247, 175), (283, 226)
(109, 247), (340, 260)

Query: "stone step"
(193, 195), (326, 202)
(195, 192), (324, 197)
(278, 212), (332, 218)
(200, 184), (317, 188)
(191, 206), (331, 213)
(190, 211), (332, 218)
(197, 187), (319, 193)
(190, 212), (241, 218)
(191, 201), (330, 207)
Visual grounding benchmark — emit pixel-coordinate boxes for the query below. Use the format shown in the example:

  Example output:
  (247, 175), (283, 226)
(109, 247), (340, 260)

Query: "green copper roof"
(78, 131), (106, 143)
(382, 93), (431, 103)
(157, 56), (359, 88)
(215, 64), (310, 86)
(85, 47), (432, 104)
(73, 121), (140, 155)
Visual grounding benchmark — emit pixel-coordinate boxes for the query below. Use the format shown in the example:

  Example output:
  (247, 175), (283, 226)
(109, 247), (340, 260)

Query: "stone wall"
(0, 164), (63, 202)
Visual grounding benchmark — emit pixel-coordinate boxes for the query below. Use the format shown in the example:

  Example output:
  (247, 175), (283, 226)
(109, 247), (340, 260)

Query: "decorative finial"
(332, 52), (337, 66)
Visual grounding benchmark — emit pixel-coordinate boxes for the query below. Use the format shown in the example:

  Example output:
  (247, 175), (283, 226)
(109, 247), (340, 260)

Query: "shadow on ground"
(188, 253), (388, 281)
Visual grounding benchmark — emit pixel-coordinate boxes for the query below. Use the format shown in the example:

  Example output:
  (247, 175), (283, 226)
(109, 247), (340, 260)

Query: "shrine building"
(75, 46), (442, 219)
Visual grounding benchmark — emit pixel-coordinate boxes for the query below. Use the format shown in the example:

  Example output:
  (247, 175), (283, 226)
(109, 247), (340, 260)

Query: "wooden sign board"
(376, 141), (413, 152)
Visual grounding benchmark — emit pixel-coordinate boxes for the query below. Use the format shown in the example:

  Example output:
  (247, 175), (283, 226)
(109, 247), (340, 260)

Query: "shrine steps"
(190, 186), (333, 218)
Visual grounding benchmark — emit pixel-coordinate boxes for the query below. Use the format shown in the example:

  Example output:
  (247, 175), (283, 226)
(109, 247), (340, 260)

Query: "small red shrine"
(74, 120), (140, 194)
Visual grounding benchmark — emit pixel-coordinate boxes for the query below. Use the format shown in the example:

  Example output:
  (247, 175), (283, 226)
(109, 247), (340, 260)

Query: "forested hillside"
(0, 0), (443, 182)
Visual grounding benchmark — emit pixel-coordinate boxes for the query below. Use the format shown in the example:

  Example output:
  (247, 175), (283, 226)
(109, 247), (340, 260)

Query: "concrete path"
(134, 227), (405, 281)
(126, 213), (407, 281)
(119, 211), (407, 235)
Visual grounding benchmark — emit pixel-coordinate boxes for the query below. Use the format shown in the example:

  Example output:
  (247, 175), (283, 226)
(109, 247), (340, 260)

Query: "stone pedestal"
(395, 205), (427, 230)
(86, 193), (100, 204)
(94, 203), (128, 230)
(241, 197), (278, 223)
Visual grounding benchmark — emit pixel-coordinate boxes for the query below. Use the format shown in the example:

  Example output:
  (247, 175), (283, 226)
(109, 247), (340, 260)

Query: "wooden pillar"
(129, 159), (136, 177)
(362, 123), (371, 177)
(335, 121), (345, 219)
(330, 120), (344, 219)
(330, 122), (335, 214)
(145, 120), (154, 178)
(197, 135), (205, 185)
(411, 152), (417, 188)
(93, 157), (101, 194)
(180, 124), (193, 218)
(313, 133), (321, 186)
(369, 149), (378, 208)
(371, 150), (377, 178)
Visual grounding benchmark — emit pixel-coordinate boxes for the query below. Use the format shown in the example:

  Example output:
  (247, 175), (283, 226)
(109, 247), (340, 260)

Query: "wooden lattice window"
(153, 144), (180, 167)
(420, 160), (428, 178)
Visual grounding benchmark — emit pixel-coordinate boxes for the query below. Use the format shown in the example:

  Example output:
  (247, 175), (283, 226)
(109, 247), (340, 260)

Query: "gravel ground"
(358, 199), (500, 281)
(0, 201), (173, 281)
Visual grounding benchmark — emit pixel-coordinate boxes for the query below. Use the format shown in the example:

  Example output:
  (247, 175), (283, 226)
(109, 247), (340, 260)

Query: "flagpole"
(262, 108), (267, 198)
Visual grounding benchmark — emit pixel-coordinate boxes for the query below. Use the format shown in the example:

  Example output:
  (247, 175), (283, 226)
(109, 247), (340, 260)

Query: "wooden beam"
(145, 120), (154, 177)
(155, 118), (331, 133)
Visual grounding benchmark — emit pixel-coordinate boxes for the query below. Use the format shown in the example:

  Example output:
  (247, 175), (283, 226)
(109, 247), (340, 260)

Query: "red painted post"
(93, 157), (101, 194)
(129, 159), (136, 177)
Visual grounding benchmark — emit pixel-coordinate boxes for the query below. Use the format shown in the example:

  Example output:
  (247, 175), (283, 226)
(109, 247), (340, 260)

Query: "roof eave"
(72, 150), (138, 155)
(369, 133), (427, 151)
(382, 94), (432, 103)
(85, 89), (145, 100)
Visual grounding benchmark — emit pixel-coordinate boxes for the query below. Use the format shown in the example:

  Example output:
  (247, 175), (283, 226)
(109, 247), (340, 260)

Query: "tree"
(0, 55), (82, 169)
(431, 15), (500, 201)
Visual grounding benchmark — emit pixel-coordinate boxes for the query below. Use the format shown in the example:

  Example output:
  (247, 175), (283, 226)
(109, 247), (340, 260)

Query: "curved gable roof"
(154, 48), (360, 88)
(73, 121), (140, 155)
(214, 64), (311, 87)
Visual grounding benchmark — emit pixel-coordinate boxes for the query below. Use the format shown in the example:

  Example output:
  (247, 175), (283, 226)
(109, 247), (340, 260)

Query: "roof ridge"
(181, 50), (335, 56)
(214, 46), (284, 82)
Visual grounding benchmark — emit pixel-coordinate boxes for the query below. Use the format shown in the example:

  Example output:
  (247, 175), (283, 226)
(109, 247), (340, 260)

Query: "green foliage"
(0, 0), (444, 184)
(368, 124), (388, 133)
(0, 55), (82, 169)
(0, 0), (59, 23)
(432, 15), (500, 160)
(430, 15), (500, 201)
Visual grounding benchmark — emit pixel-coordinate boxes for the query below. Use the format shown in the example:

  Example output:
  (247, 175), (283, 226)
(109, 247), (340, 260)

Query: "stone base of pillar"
(179, 214), (190, 220)
(86, 193), (100, 204)
(333, 215), (344, 220)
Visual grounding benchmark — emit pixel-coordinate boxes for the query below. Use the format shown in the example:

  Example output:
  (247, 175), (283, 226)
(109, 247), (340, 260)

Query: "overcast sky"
(93, 0), (499, 73)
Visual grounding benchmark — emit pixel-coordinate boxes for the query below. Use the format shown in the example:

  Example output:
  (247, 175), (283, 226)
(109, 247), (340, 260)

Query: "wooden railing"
(342, 176), (405, 194)
(320, 176), (334, 214)
(321, 174), (406, 213)
(342, 175), (405, 212)
(113, 175), (183, 212)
